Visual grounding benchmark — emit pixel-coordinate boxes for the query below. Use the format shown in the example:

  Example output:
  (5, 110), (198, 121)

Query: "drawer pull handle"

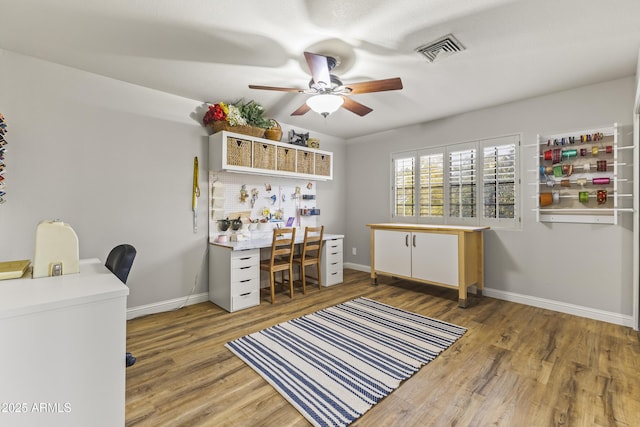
(239, 279), (251, 283)
(331, 252), (338, 255)
(239, 292), (251, 296)
(405, 234), (409, 247)
(331, 272), (337, 276)
(239, 257), (252, 261)
(240, 266), (252, 270)
(331, 262), (338, 266)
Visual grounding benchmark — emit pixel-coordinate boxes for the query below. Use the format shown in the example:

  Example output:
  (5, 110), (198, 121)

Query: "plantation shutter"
(392, 153), (416, 217)
(448, 148), (476, 219)
(419, 152), (444, 218)
(481, 135), (519, 226)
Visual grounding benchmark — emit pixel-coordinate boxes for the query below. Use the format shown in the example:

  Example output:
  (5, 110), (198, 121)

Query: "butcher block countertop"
(366, 223), (490, 232)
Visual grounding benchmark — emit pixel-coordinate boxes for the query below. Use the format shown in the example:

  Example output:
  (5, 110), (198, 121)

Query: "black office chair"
(105, 244), (137, 367)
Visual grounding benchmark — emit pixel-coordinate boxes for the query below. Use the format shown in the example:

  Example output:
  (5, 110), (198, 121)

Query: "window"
(391, 134), (520, 228)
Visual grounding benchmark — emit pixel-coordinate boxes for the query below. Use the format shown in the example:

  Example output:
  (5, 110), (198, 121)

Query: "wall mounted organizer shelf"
(534, 123), (634, 224)
(209, 131), (333, 181)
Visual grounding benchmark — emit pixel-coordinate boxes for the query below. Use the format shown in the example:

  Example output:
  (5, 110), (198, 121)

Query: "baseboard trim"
(482, 288), (633, 328)
(345, 263), (632, 327)
(127, 292), (209, 320)
(344, 262), (369, 272)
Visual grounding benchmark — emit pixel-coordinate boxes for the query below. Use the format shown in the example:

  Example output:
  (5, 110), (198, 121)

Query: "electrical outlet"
(352, 247), (357, 255)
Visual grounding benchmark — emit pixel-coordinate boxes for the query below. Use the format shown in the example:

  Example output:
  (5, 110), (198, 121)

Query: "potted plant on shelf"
(203, 100), (272, 138)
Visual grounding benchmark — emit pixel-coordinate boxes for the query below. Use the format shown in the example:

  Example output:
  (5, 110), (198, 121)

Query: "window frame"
(391, 134), (521, 229)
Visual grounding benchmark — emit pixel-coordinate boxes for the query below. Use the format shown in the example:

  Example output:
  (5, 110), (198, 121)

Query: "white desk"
(209, 233), (344, 312)
(0, 259), (129, 427)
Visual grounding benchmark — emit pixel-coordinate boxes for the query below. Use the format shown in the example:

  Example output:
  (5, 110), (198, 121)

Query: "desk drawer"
(324, 268), (343, 286)
(231, 290), (260, 311)
(324, 239), (343, 252)
(231, 277), (259, 297)
(231, 264), (259, 282)
(231, 251), (260, 269)
(325, 249), (342, 263)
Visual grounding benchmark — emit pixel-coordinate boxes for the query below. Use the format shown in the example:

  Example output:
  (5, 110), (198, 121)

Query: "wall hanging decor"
(0, 113), (7, 204)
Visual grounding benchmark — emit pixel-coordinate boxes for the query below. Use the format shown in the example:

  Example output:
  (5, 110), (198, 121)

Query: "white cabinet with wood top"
(368, 223), (489, 307)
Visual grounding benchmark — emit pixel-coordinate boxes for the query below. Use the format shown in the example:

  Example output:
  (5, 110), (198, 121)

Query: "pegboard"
(209, 171), (319, 239)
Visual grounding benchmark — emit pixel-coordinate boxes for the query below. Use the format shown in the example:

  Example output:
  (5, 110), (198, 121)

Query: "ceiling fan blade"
(344, 77), (403, 94)
(340, 96), (373, 116)
(291, 103), (311, 116)
(304, 52), (331, 88)
(249, 84), (305, 93)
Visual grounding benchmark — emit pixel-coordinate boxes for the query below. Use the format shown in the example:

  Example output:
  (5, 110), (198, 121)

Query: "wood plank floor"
(125, 269), (640, 426)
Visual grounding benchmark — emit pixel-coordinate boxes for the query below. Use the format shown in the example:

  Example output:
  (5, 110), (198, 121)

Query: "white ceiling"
(2, 0), (640, 139)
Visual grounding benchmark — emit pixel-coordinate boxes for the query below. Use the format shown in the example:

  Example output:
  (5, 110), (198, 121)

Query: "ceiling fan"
(249, 51), (403, 118)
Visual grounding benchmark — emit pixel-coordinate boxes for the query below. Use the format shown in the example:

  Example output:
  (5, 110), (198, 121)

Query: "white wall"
(345, 77), (636, 319)
(0, 49), (209, 308)
(0, 49), (346, 310)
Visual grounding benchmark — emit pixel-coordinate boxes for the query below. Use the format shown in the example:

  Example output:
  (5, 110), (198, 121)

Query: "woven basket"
(264, 120), (283, 141)
(277, 147), (296, 172)
(297, 150), (314, 175)
(210, 121), (265, 138)
(226, 137), (252, 167)
(253, 142), (276, 170)
(314, 153), (331, 176)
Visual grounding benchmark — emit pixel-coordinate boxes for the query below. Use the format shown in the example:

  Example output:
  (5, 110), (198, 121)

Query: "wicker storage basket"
(276, 147), (296, 172)
(264, 120), (283, 141)
(253, 142), (276, 170)
(226, 137), (252, 167)
(297, 150), (314, 175)
(210, 121), (265, 138)
(314, 153), (331, 176)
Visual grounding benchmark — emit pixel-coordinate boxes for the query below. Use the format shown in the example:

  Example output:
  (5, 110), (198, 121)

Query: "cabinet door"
(373, 230), (411, 277)
(411, 232), (459, 286)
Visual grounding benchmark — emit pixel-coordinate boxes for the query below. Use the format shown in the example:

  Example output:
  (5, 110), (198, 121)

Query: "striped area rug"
(225, 297), (466, 427)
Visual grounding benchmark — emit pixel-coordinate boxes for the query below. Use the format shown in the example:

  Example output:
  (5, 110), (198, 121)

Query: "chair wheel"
(126, 352), (136, 367)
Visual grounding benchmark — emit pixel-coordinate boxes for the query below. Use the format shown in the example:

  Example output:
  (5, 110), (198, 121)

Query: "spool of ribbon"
(593, 177), (610, 185)
(552, 191), (560, 204)
(545, 166), (553, 174)
(561, 179), (571, 187)
(576, 178), (587, 187)
(540, 192), (553, 207)
(592, 146), (599, 156)
(544, 150), (552, 161)
(546, 178), (555, 188)
(583, 163), (591, 172)
(580, 148), (587, 156)
(552, 148), (562, 164)
(553, 165), (563, 177)
(579, 191), (589, 203)
(597, 160), (607, 172)
(606, 145), (613, 154)
(597, 190), (607, 205)
(562, 149), (577, 158)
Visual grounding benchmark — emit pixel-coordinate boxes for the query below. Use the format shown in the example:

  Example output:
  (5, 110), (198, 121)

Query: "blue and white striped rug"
(225, 297), (466, 427)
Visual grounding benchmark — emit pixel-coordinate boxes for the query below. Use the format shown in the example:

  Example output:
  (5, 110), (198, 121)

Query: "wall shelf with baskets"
(535, 123), (634, 224)
(209, 131), (333, 181)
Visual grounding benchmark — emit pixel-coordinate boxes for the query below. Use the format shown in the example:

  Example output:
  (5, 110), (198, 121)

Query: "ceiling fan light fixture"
(306, 94), (343, 117)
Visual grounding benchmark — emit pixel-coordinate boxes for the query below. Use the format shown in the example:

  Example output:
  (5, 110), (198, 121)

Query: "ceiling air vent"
(415, 34), (465, 62)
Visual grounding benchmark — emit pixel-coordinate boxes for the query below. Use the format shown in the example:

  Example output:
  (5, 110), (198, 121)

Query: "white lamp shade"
(306, 94), (344, 116)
